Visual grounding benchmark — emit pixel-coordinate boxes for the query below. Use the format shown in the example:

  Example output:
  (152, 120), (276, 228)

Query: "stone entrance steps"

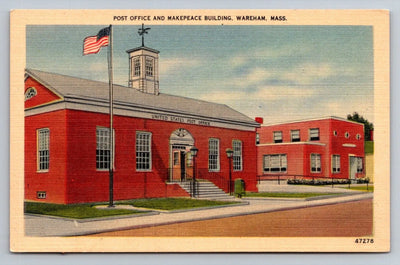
(179, 181), (235, 200)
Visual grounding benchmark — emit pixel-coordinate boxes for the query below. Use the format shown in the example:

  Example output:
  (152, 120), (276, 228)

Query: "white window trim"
(309, 128), (320, 141)
(273, 131), (283, 143)
(233, 140), (243, 171)
(290, 129), (300, 142)
(208, 138), (220, 172)
(37, 128), (50, 172)
(263, 154), (287, 173)
(310, 153), (321, 173)
(96, 127), (115, 171)
(331, 154), (341, 173)
(136, 131), (152, 172)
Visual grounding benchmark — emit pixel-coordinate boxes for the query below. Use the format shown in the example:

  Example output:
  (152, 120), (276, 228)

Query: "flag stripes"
(83, 35), (109, 55)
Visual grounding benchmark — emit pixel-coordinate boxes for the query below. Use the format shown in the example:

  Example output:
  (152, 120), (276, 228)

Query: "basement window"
(36, 191), (46, 199)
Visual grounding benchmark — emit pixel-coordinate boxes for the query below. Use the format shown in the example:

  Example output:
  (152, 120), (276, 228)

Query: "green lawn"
(343, 186), (374, 192)
(25, 198), (238, 219)
(24, 201), (145, 219)
(244, 192), (343, 198)
(117, 198), (237, 210)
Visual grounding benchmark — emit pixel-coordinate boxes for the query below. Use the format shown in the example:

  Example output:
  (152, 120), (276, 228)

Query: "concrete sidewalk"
(257, 182), (369, 193)
(25, 192), (373, 237)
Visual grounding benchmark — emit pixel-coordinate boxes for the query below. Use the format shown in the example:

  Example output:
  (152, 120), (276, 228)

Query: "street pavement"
(25, 191), (373, 237)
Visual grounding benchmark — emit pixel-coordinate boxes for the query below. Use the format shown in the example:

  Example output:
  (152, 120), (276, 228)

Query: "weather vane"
(138, 23), (151, 47)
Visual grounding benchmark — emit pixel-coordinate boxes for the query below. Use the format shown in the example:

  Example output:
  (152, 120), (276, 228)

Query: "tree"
(347, 112), (374, 141)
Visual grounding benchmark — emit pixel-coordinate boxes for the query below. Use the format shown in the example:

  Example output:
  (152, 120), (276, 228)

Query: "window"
(256, 133), (260, 145)
(345, 132), (350, 138)
(36, 191), (46, 199)
(356, 134), (361, 140)
(310, 154), (321, 173)
(333, 130), (338, 136)
(291, 130), (300, 142)
(233, 140), (243, 171)
(309, 128), (320, 141)
(263, 154), (287, 172)
(186, 152), (193, 167)
(133, 57), (140, 76)
(96, 128), (111, 170)
(273, 131), (282, 143)
(25, 87), (37, 101)
(357, 157), (363, 173)
(332, 155), (340, 173)
(145, 58), (153, 76)
(37, 128), (50, 171)
(136, 132), (152, 171)
(173, 151), (179, 165)
(208, 138), (220, 171)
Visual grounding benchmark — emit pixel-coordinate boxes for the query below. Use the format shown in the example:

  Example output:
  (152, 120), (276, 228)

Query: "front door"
(349, 156), (357, 180)
(172, 145), (187, 181)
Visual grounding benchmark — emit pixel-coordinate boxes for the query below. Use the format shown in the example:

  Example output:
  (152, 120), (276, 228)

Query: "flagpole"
(108, 25), (114, 207)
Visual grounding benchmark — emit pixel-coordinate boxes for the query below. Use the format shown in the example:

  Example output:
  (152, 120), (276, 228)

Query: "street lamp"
(226, 148), (233, 195)
(190, 146), (198, 198)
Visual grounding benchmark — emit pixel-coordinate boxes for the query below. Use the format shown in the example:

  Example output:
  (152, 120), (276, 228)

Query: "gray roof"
(26, 69), (259, 127)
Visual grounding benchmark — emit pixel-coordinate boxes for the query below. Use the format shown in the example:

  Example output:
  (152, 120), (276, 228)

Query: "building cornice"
(257, 141), (326, 147)
(25, 96), (259, 132)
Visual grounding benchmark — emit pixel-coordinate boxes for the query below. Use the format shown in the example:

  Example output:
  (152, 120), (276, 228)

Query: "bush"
(287, 178), (351, 185)
(356, 177), (370, 184)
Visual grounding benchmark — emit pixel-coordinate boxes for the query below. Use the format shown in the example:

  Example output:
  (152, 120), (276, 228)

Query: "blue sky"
(26, 25), (374, 124)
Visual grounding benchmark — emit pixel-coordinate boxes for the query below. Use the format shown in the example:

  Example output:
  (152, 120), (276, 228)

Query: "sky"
(26, 25), (374, 124)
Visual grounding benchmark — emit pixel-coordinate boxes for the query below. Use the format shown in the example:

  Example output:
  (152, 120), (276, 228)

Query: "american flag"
(83, 27), (110, 55)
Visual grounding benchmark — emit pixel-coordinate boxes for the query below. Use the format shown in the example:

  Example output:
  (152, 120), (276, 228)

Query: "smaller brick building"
(256, 117), (365, 181)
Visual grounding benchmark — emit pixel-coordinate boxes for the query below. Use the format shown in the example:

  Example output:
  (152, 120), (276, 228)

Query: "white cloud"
(199, 85), (316, 103)
(282, 63), (333, 85)
(160, 57), (201, 75)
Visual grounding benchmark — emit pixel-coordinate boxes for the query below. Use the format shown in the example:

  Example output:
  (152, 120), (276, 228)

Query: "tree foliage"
(347, 112), (374, 141)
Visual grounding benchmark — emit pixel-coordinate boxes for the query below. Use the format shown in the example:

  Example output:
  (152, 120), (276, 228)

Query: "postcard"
(10, 9), (390, 252)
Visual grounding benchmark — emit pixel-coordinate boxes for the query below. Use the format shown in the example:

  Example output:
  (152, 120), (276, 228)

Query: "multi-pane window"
(233, 140), (243, 171)
(291, 130), (300, 142)
(96, 128), (111, 170)
(273, 131), (283, 143)
(136, 132), (152, 171)
(37, 128), (50, 171)
(263, 154), (287, 172)
(133, 57), (140, 76)
(173, 151), (179, 165)
(309, 128), (320, 141)
(145, 58), (153, 76)
(186, 152), (193, 167)
(310, 153), (321, 173)
(256, 133), (260, 145)
(208, 138), (220, 171)
(357, 157), (363, 173)
(332, 155), (341, 173)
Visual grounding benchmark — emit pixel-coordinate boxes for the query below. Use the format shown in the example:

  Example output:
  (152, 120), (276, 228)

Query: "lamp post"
(226, 148), (233, 195)
(190, 146), (198, 198)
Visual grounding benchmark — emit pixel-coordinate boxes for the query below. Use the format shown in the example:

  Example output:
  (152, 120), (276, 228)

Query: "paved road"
(92, 199), (372, 237)
(25, 192), (373, 237)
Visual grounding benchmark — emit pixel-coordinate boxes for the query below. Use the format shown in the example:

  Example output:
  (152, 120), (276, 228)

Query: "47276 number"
(355, 238), (374, 244)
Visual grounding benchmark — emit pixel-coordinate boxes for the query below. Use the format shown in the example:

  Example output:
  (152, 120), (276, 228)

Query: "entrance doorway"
(169, 128), (194, 182)
(349, 156), (357, 180)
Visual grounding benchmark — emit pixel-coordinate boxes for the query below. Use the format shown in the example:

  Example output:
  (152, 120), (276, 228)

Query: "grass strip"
(117, 198), (237, 211)
(343, 186), (374, 192)
(244, 192), (343, 198)
(24, 202), (145, 219)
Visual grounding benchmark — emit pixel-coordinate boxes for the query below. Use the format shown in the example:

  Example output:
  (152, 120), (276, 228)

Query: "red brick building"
(256, 117), (365, 181)
(24, 44), (260, 204)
